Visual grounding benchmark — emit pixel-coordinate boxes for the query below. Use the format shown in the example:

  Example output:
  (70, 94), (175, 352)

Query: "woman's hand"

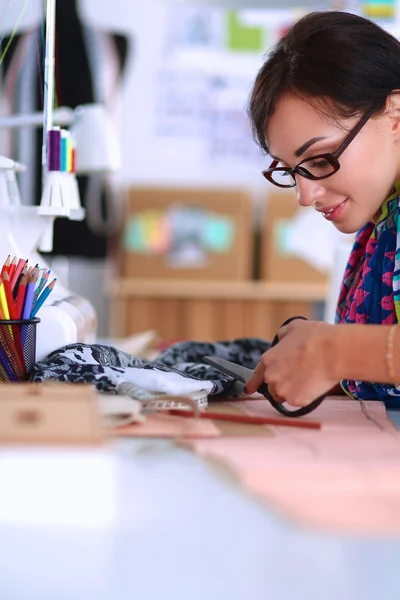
(245, 320), (339, 407)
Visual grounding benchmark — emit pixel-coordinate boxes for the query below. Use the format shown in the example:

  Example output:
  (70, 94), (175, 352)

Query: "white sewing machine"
(0, 156), (96, 362)
(0, 0), (123, 363)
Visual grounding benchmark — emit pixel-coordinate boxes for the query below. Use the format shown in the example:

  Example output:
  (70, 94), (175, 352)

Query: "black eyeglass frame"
(262, 110), (374, 188)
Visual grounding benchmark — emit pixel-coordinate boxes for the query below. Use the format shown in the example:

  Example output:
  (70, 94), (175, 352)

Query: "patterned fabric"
(336, 184), (400, 406)
(30, 338), (270, 398)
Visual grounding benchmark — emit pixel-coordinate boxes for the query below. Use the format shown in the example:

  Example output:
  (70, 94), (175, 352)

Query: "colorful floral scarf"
(336, 184), (400, 406)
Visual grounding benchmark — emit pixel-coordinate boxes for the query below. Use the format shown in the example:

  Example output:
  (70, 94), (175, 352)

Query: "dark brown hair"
(248, 11), (400, 154)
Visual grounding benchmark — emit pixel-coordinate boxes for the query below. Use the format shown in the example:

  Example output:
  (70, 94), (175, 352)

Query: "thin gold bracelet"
(386, 325), (398, 382)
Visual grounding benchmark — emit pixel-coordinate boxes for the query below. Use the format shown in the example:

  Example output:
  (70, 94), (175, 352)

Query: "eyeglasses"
(262, 110), (373, 188)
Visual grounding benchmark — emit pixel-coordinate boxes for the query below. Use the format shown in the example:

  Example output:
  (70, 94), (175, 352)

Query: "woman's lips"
(316, 199), (348, 222)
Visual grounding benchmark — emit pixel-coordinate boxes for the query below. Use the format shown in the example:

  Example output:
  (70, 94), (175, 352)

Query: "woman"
(245, 10), (400, 407)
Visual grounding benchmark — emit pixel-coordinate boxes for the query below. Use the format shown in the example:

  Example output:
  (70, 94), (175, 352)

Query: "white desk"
(1, 417), (400, 600)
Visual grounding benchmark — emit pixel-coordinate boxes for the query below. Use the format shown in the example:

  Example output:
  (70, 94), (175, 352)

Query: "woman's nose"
(296, 176), (326, 207)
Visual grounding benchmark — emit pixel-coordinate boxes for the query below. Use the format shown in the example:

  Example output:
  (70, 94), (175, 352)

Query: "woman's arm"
(245, 321), (396, 406)
(332, 323), (392, 383)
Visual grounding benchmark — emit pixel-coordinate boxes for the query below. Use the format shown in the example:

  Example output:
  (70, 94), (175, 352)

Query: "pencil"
(0, 277), (10, 320)
(7, 256), (17, 282)
(22, 273), (37, 320)
(31, 278), (56, 317)
(2, 272), (17, 319)
(15, 273), (28, 319)
(12, 265), (28, 300)
(11, 258), (28, 290)
(33, 269), (50, 302)
(0, 303), (14, 380)
(1, 255), (10, 277)
(168, 409), (321, 430)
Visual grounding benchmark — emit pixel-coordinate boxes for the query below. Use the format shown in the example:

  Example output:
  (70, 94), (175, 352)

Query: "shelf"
(108, 279), (328, 302)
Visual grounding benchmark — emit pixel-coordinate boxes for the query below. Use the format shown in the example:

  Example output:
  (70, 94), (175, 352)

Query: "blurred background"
(1, 0), (397, 349)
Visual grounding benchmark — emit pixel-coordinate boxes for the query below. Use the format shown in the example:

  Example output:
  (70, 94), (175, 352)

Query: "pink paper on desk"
(226, 395), (394, 431)
(187, 397), (400, 534)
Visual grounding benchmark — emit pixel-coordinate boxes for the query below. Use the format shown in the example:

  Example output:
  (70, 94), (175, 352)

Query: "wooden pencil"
(7, 256), (17, 282)
(11, 258), (28, 291)
(12, 265), (28, 300)
(1, 255), (10, 277)
(168, 409), (321, 430)
(15, 273), (28, 319)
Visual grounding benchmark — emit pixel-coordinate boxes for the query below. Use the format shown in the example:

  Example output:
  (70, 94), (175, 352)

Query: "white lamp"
(70, 104), (121, 174)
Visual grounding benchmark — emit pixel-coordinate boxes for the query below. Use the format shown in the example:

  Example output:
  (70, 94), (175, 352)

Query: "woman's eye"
(309, 159), (329, 169)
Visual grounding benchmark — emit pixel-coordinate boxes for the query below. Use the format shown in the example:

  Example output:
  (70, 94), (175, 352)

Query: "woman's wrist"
(326, 324), (347, 382)
(328, 323), (394, 384)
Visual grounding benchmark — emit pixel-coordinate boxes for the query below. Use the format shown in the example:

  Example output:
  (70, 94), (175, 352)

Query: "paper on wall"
(284, 208), (353, 273)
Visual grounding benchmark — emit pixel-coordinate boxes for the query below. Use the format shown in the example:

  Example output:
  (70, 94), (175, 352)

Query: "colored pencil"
(7, 256), (17, 282)
(168, 409), (321, 430)
(12, 265), (28, 300)
(0, 307), (26, 380)
(22, 273), (37, 320)
(0, 277), (10, 320)
(33, 269), (50, 302)
(2, 272), (17, 319)
(15, 273), (28, 320)
(0, 302), (12, 380)
(11, 258), (28, 290)
(1, 255), (10, 277)
(31, 278), (56, 317)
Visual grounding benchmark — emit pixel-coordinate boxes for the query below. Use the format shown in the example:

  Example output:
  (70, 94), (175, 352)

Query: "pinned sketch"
(226, 10), (266, 53)
(151, 5), (300, 174)
(155, 69), (210, 138)
(360, 0), (396, 19)
(164, 4), (224, 53)
(206, 74), (265, 165)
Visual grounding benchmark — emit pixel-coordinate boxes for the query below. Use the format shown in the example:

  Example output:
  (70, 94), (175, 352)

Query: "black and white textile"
(30, 338), (271, 398)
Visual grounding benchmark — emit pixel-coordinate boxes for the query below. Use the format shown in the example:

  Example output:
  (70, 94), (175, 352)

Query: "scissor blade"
(203, 356), (254, 384)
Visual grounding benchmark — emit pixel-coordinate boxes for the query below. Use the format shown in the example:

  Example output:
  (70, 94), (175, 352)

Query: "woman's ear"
(385, 92), (400, 140)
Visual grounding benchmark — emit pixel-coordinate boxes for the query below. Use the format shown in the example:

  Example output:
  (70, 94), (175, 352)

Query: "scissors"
(204, 316), (327, 418)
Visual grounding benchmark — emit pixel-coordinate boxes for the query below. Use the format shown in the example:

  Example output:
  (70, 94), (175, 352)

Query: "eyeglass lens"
(269, 156), (336, 186)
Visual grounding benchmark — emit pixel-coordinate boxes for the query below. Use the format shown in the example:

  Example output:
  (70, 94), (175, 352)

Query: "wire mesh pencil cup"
(0, 318), (40, 381)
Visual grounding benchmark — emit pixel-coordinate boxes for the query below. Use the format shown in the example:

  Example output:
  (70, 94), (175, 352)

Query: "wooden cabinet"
(108, 279), (327, 342)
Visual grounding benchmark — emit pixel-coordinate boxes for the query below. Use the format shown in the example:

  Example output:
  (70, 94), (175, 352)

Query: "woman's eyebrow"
(294, 136), (328, 157)
(269, 134), (333, 161)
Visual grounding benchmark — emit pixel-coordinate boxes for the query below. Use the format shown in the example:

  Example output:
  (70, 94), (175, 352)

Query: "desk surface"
(1, 414), (400, 600)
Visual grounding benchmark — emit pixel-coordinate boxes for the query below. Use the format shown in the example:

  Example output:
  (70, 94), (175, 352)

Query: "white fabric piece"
(100, 367), (213, 396)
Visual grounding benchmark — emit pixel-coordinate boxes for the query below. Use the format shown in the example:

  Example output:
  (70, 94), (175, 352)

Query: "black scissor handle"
(260, 316), (326, 417)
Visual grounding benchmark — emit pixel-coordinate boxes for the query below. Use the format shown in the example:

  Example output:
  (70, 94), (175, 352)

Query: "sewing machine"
(0, 156), (96, 361)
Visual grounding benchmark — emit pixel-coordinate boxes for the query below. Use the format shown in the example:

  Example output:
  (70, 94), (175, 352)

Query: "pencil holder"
(0, 318), (40, 382)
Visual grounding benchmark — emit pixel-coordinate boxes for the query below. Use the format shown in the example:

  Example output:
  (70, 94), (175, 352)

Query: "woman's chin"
(333, 221), (359, 234)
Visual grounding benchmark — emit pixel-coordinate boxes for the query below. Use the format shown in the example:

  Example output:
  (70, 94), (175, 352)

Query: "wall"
(1, 0), (283, 192)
